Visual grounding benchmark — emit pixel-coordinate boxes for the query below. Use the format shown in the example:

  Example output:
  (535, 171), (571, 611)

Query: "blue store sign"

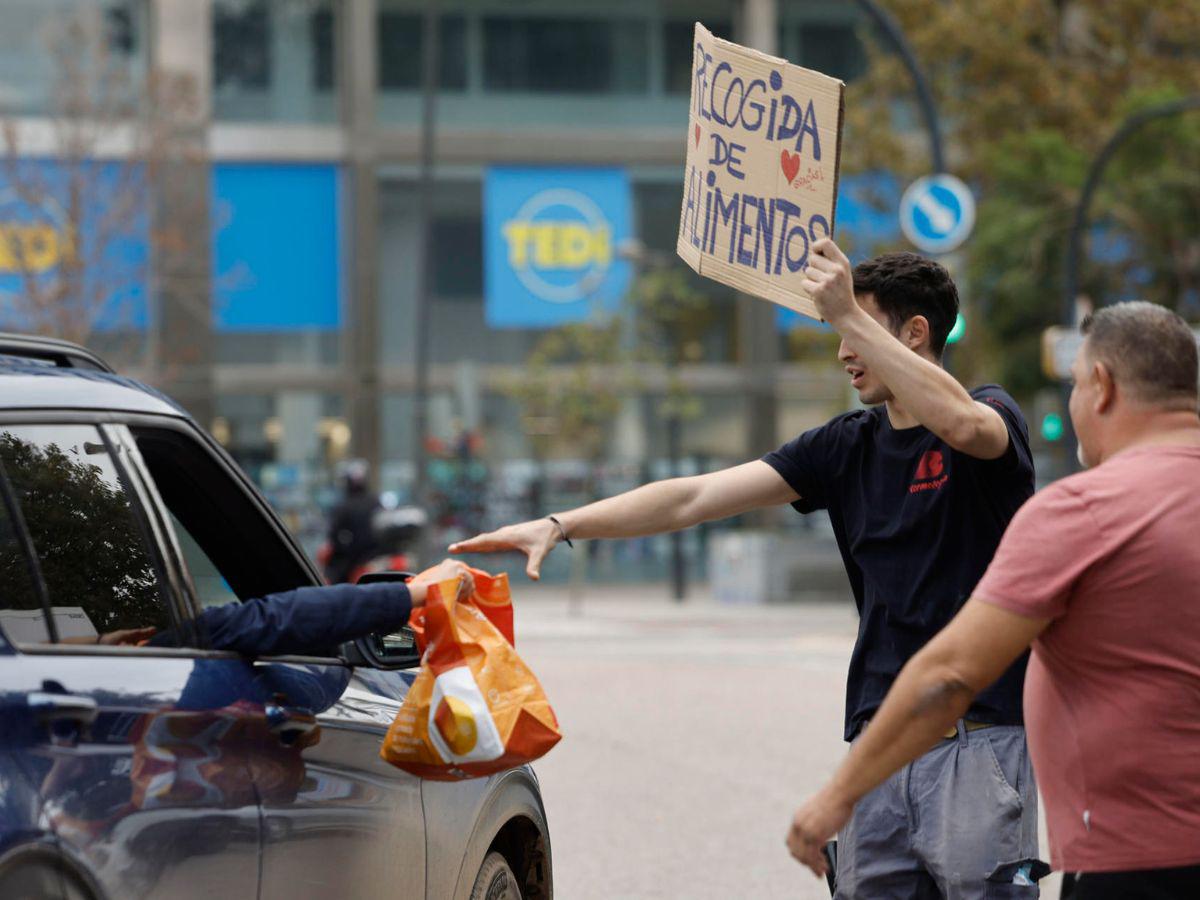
(0, 159), (150, 333)
(0, 159), (341, 334)
(212, 162), (341, 331)
(484, 167), (633, 328)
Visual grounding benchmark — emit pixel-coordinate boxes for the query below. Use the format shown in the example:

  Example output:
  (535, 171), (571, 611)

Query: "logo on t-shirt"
(910, 450), (948, 493)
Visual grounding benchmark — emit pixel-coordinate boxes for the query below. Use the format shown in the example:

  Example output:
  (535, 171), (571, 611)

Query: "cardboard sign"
(676, 24), (845, 321)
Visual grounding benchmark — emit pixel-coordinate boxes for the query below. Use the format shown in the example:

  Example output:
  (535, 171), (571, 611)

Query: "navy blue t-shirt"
(762, 385), (1035, 741)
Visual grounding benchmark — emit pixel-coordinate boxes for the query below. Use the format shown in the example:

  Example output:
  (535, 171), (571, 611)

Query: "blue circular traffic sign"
(899, 174), (975, 254)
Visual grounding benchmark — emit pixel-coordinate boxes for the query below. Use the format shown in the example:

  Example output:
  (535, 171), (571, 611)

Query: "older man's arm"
(785, 599), (1050, 877)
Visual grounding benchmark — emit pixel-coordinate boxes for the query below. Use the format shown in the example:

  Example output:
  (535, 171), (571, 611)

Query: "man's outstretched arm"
(450, 460), (799, 579)
(803, 239), (1011, 460)
(784, 599), (1049, 877)
(144, 559), (473, 656)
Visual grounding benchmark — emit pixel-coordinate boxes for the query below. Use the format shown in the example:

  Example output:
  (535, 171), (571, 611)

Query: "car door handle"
(265, 701), (318, 747)
(26, 691), (99, 725)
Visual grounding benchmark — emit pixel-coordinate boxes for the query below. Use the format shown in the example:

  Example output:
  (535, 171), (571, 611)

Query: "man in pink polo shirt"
(785, 301), (1200, 899)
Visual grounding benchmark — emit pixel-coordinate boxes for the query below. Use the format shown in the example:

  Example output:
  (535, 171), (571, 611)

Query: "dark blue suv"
(0, 334), (550, 900)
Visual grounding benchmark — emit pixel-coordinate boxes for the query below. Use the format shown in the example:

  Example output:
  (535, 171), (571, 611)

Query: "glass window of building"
(378, 10), (468, 91)
(798, 22), (866, 82)
(212, 0), (338, 122)
(0, 1), (148, 117)
(482, 16), (648, 94)
(660, 0), (735, 93)
(432, 217), (483, 299)
(662, 17), (733, 94)
(214, 1), (270, 90)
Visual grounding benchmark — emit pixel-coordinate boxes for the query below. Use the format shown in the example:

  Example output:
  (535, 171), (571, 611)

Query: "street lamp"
(1058, 95), (1200, 465)
(852, 0), (946, 174)
(618, 239), (689, 603)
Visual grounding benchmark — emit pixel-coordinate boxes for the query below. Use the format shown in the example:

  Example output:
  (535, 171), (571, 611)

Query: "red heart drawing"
(780, 150), (800, 185)
(693, 124), (701, 148)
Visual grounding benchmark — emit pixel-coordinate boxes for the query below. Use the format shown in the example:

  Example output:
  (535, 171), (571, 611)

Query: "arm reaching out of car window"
(132, 559), (473, 656)
(449, 461), (799, 579)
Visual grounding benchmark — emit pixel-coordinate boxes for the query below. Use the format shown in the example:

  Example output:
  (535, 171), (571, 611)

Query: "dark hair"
(1080, 301), (1198, 410)
(852, 252), (959, 356)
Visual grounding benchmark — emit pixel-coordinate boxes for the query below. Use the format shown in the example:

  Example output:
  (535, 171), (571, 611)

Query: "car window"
(0, 425), (171, 645)
(0, 477), (50, 643)
(132, 426), (314, 603)
(167, 510), (240, 610)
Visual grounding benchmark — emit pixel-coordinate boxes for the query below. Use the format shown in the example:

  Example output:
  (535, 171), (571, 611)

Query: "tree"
(843, 0), (1200, 397)
(507, 318), (626, 476)
(0, 9), (204, 366)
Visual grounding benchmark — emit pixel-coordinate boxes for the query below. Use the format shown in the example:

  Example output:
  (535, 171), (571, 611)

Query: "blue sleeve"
(195, 581), (413, 657)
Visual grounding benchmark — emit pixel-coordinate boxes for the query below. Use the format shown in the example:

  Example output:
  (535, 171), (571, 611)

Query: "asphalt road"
(514, 585), (858, 900)
(513, 584), (1061, 900)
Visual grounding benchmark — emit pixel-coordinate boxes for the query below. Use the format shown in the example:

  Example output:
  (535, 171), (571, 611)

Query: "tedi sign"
(0, 188), (75, 276)
(676, 23), (844, 321)
(485, 167), (633, 328)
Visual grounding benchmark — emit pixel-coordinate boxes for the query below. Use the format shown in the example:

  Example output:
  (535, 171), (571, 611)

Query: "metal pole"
(1059, 96), (1200, 464)
(852, 0), (946, 174)
(667, 412), (686, 601)
(1062, 97), (1200, 330)
(342, 0), (381, 487)
(412, 1), (441, 511)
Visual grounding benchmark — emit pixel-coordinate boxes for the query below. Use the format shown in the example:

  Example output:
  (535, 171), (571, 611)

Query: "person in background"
(453, 239), (1044, 898)
(787, 302), (1200, 900)
(324, 458), (381, 584)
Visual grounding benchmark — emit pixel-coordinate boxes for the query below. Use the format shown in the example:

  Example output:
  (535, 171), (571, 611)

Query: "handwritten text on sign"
(676, 24), (844, 321)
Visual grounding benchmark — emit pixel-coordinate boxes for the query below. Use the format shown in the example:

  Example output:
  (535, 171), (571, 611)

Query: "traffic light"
(946, 312), (965, 345)
(1041, 412), (1064, 442)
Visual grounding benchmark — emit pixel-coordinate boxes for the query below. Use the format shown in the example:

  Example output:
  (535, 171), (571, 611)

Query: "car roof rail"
(0, 332), (115, 374)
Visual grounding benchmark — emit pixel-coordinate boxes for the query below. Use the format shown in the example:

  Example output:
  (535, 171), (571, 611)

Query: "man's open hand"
(409, 558), (475, 605)
(786, 785), (854, 878)
(801, 238), (857, 325)
(449, 519), (561, 580)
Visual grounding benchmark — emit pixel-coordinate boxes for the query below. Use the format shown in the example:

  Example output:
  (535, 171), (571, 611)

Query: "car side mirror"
(338, 571), (421, 670)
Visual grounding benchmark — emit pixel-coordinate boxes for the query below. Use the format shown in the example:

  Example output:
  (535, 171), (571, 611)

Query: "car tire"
(470, 851), (522, 900)
(0, 863), (92, 900)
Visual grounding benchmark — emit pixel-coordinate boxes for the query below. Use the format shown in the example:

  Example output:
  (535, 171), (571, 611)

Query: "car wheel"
(0, 863), (92, 900)
(470, 851), (522, 900)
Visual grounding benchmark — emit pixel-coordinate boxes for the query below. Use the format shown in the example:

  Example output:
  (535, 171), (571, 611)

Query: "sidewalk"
(511, 580), (858, 647)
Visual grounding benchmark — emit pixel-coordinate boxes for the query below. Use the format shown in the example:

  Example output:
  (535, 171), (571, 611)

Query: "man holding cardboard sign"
(451, 25), (1043, 898)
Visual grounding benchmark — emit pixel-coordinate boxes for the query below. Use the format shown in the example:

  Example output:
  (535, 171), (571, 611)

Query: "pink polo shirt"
(974, 443), (1200, 873)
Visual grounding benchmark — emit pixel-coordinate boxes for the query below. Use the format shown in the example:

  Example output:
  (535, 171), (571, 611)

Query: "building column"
(149, 0), (215, 427)
(738, 0), (780, 459)
(341, 0), (383, 486)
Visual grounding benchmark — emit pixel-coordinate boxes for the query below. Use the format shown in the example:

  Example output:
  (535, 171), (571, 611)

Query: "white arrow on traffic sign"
(899, 174), (975, 255)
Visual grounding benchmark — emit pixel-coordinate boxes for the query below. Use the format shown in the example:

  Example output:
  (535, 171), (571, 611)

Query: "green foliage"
(630, 267), (719, 421)
(0, 432), (164, 634)
(506, 318), (626, 463)
(845, 0), (1200, 396)
(507, 265), (734, 460)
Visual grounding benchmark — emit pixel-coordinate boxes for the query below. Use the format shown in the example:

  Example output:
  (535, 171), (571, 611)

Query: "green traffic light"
(1041, 412), (1064, 442)
(946, 312), (966, 344)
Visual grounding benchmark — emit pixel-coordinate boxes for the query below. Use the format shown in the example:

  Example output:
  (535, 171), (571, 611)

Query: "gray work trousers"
(835, 723), (1047, 900)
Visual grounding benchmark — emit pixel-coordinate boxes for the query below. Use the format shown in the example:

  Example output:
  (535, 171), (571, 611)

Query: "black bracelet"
(547, 515), (573, 548)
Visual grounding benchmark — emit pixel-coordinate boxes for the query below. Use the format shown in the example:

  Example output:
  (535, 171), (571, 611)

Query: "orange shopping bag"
(381, 569), (561, 780)
(406, 567), (514, 651)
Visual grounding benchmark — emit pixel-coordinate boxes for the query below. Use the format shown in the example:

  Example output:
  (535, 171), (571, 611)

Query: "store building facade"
(1, 0), (873, 576)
